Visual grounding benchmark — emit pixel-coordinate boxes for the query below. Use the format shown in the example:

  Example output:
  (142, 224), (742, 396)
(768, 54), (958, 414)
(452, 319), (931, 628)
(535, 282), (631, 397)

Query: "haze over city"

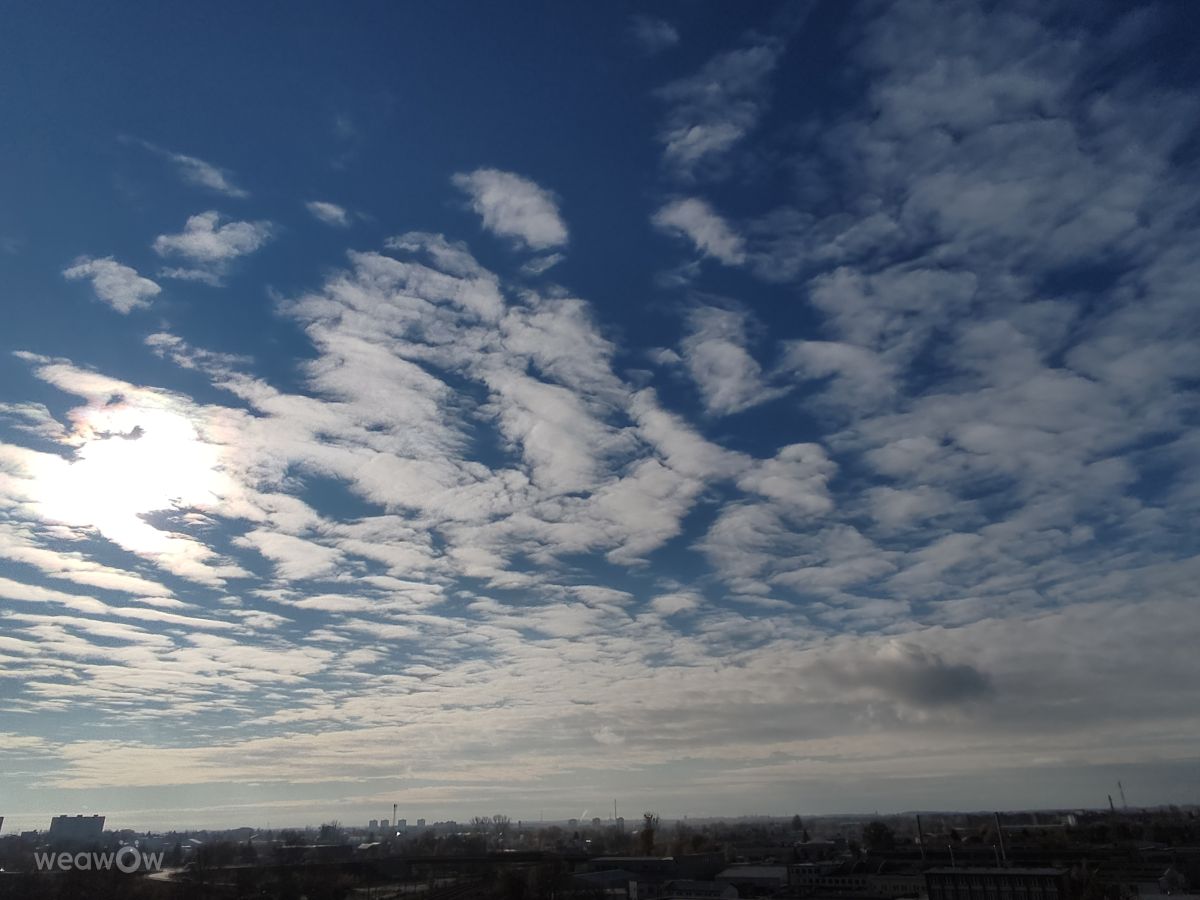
(1, 0), (1199, 836)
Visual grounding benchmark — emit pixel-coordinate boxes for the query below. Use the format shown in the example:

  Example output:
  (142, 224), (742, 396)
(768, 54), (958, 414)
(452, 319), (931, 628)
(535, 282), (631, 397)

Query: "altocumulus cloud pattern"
(0, 0), (1198, 827)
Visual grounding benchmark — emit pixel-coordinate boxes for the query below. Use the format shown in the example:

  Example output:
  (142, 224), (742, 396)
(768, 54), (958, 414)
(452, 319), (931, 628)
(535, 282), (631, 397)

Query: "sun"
(31, 401), (227, 556)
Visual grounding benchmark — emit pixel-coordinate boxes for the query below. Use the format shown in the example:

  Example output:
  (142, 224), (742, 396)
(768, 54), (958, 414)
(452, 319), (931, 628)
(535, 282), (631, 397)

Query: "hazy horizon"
(9, 793), (1196, 837)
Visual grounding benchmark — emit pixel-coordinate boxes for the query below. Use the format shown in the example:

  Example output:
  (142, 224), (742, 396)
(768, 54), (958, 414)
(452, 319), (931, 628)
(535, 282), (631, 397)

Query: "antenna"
(1118, 781), (1128, 809)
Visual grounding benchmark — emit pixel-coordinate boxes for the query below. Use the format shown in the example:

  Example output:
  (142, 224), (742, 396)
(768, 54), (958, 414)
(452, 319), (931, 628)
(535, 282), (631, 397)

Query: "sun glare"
(32, 402), (226, 555)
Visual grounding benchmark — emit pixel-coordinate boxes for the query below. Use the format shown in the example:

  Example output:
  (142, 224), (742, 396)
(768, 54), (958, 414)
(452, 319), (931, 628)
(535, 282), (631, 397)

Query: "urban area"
(2, 797), (1200, 900)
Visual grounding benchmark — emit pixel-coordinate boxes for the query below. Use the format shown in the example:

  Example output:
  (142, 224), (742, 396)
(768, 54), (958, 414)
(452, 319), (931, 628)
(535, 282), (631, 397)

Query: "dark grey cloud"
(810, 641), (994, 708)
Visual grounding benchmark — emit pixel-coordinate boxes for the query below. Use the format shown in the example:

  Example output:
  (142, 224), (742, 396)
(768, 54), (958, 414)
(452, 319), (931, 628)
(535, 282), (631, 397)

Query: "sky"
(1, 0), (1199, 831)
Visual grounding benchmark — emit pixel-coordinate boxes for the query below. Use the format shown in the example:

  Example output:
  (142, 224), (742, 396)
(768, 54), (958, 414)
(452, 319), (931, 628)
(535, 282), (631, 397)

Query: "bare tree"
(640, 812), (659, 855)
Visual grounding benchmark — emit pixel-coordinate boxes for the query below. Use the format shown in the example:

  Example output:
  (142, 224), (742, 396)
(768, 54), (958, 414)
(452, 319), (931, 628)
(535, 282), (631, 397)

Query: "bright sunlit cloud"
(27, 402), (228, 555)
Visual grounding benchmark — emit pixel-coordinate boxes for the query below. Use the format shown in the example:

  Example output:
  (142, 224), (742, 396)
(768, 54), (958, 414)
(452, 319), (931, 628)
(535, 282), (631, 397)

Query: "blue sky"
(1, 0), (1199, 830)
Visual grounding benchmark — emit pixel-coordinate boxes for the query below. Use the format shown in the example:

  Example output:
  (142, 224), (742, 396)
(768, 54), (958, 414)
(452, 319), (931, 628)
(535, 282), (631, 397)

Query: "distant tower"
(1118, 782), (1128, 809)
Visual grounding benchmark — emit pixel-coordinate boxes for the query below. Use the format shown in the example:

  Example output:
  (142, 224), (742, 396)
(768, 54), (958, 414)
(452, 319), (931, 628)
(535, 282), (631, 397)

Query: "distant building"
(677, 853), (728, 881)
(369, 819), (379, 830)
(794, 839), (845, 862)
(718, 865), (790, 895)
(380, 819), (389, 829)
(925, 868), (1073, 900)
(569, 819), (579, 827)
(572, 868), (637, 900)
(417, 819), (426, 827)
(791, 863), (923, 898)
(591, 857), (678, 878)
(48, 815), (105, 843)
(662, 880), (740, 900)
(594, 817), (604, 827)
(398, 819), (407, 829)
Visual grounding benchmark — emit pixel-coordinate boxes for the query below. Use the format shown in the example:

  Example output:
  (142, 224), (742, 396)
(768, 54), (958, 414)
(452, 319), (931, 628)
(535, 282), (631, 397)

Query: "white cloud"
(235, 530), (343, 581)
(153, 211), (273, 283)
(630, 15), (679, 54)
(4, 2), (1200, 823)
(680, 305), (785, 415)
(655, 41), (784, 177)
(154, 211), (272, 263)
(521, 252), (564, 276)
(62, 256), (161, 313)
(650, 591), (701, 616)
(736, 443), (836, 516)
(166, 151), (248, 198)
(779, 339), (897, 409)
(451, 168), (568, 250)
(157, 266), (223, 286)
(652, 197), (746, 265)
(305, 200), (350, 227)
(133, 140), (248, 197)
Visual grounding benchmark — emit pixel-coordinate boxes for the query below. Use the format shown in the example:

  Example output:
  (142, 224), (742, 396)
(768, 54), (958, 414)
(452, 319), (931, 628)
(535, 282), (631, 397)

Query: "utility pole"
(993, 812), (1007, 865)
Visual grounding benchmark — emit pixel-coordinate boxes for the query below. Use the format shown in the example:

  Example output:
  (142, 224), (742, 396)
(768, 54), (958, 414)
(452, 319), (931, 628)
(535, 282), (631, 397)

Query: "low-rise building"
(791, 862), (922, 898)
(572, 867), (637, 900)
(717, 865), (790, 895)
(924, 867), (1073, 900)
(661, 879), (740, 900)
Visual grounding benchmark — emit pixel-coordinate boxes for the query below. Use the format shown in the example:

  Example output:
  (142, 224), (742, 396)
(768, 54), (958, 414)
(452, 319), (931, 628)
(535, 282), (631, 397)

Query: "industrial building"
(47, 815), (105, 843)
(924, 867), (1073, 900)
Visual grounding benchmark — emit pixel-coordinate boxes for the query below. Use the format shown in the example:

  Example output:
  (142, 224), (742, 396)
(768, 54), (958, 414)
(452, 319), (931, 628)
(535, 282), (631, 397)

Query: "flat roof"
(717, 866), (789, 878)
(926, 868), (1069, 876)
